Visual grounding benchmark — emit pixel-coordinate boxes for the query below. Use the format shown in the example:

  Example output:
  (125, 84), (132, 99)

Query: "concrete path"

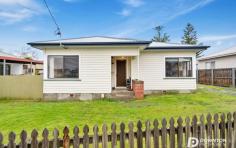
(198, 84), (236, 96)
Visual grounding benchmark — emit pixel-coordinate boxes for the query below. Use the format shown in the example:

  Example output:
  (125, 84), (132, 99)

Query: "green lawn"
(0, 85), (235, 141)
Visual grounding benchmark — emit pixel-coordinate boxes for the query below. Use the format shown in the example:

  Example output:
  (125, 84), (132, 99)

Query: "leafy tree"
(181, 23), (198, 44)
(152, 26), (170, 42)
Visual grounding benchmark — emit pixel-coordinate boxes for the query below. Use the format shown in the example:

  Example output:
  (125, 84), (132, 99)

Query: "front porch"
(111, 56), (140, 89)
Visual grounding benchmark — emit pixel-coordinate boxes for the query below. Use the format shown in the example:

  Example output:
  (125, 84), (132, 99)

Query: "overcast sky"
(0, 0), (236, 59)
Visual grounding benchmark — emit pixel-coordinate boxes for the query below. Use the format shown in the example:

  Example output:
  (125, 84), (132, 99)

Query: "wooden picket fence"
(0, 112), (236, 148)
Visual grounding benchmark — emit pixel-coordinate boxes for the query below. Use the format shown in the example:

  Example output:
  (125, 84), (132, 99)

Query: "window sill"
(44, 78), (82, 81)
(164, 77), (196, 79)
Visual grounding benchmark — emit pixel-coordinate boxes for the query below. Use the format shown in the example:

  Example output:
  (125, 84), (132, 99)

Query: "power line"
(42, 0), (62, 38)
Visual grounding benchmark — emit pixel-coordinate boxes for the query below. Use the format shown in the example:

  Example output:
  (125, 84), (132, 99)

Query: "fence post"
(177, 117), (183, 148)
(93, 125), (99, 148)
(169, 118), (175, 148)
(8, 132), (16, 148)
(31, 129), (38, 148)
(233, 112), (236, 148)
(111, 123), (117, 148)
(42, 129), (49, 148)
(161, 119), (167, 148)
(211, 69), (214, 85)
(53, 128), (59, 148)
(199, 115), (205, 148)
(153, 119), (159, 148)
(63, 127), (70, 148)
(73, 126), (80, 148)
(83, 125), (89, 148)
(226, 113), (233, 148)
(120, 123), (125, 148)
(128, 122), (134, 148)
(137, 121), (143, 148)
(220, 113), (226, 148)
(102, 124), (108, 148)
(232, 68), (236, 87)
(213, 114), (219, 148)
(145, 120), (151, 148)
(20, 130), (27, 148)
(0, 132), (3, 148)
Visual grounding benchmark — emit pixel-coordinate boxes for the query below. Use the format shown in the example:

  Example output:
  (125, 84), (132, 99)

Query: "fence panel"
(0, 75), (43, 99)
(0, 112), (235, 148)
(198, 68), (236, 87)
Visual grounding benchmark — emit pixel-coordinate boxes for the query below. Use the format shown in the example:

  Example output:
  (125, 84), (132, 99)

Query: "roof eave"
(27, 41), (151, 47)
(145, 46), (210, 50)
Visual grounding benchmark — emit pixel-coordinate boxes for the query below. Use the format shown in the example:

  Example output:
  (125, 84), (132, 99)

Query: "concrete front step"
(109, 89), (135, 99)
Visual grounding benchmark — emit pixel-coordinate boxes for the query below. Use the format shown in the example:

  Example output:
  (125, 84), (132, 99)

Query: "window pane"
(166, 58), (179, 77)
(64, 56), (79, 78)
(0, 64), (3, 75)
(48, 55), (79, 78)
(179, 58), (192, 77)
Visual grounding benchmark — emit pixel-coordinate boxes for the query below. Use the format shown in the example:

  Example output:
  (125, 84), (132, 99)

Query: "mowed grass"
(0, 85), (235, 141)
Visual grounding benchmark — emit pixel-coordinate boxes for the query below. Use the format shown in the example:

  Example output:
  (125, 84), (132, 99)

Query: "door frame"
(115, 58), (127, 88)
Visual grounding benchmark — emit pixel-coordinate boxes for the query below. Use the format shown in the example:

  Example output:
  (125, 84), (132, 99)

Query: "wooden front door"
(116, 60), (126, 87)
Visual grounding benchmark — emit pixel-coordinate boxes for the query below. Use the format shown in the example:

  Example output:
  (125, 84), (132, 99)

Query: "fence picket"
(169, 118), (175, 148)
(185, 117), (191, 146)
(83, 125), (89, 148)
(199, 115), (205, 148)
(0, 132), (3, 148)
(63, 127), (70, 148)
(227, 113), (232, 148)
(53, 128), (59, 148)
(128, 122), (134, 148)
(233, 112), (236, 148)
(120, 123), (125, 148)
(177, 117), (183, 148)
(8, 132), (16, 148)
(192, 115), (198, 139)
(73, 126), (80, 148)
(207, 114), (213, 148)
(20, 130), (27, 148)
(145, 121), (151, 148)
(31, 129), (38, 148)
(153, 119), (159, 148)
(213, 114), (219, 148)
(111, 123), (117, 148)
(93, 125), (99, 148)
(161, 118), (167, 148)
(220, 113), (226, 148)
(137, 121), (143, 148)
(42, 129), (49, 148)
(102, 124), (108, 148)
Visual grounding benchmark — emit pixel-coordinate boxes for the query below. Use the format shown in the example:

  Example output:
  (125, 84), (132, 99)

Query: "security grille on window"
(48, 55), (79, 78)
(165, 57), (192, 77)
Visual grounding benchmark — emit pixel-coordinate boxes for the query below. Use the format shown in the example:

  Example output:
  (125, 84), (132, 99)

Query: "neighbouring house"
(197, 46), (236, 69)
(28, 36), (209, 100)
(0, 51), (43, 75)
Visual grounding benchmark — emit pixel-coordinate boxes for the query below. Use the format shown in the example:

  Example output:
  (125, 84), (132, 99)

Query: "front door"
(116, 60), (126, 87)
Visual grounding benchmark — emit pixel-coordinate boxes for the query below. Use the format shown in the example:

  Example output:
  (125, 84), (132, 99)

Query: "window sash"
(48, 55), (79, 79)
(165, 57), (192, 77)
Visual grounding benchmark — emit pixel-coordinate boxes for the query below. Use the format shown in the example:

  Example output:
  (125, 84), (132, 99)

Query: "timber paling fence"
(198, 68), (236, 87)
(0, 112), (236, 148)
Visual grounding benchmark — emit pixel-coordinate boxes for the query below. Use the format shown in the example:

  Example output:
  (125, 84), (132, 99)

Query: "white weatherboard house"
(198, 46), (236, 69)
(28, 36), (209, 100)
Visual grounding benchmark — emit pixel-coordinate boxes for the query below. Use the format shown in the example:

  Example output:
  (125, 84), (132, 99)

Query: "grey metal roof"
(198, 46), (236, 61)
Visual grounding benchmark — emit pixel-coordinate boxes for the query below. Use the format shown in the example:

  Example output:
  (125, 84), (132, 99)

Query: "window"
(205, 61), (215, 69)
(0, 63), (11, 75)
(165, 57), (192, 77)
(48, 55), (79, 79)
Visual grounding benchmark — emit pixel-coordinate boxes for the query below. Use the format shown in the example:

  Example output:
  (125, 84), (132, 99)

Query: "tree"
(152, 26), (170, 42)
(17, 46), (42, 60)
(181, 23), (198, 45)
